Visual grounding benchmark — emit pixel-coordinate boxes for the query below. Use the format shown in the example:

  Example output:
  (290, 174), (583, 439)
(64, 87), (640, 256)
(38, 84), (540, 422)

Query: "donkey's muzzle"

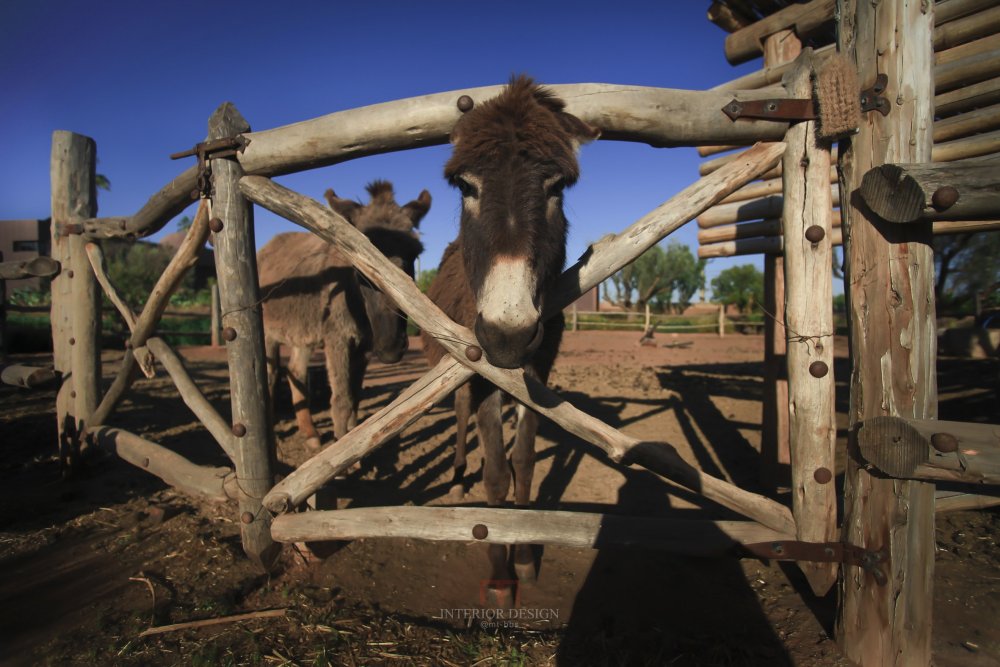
(474, 313), (544, 369)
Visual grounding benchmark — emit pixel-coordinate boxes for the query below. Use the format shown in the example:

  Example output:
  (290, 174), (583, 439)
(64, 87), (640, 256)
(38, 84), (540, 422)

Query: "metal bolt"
(771, 542), (784, 555)
(241, 512), (254, 524)
(209, 217), (225, 233)
(457, 95), (474, 112)
(465, 345), (483, 362)
(809, 360), (829, 378)
(931, 186), (959, 211)
(814, 467), (833, 484)
(69, 337), (76, 346)
(142, 457), (150, 468)
(472, 523), (488, 540)
(805, 225), (826, 243)
(232, 423), (247, 437)
(930, 432), (959, 453)
(70, 390), (77, 399)
(222, 327), (237, 342)
(66, 270), (74, 278)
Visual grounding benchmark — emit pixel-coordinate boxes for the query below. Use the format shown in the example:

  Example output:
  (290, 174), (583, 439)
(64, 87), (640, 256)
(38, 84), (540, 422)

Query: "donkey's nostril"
(474, 313), (541, 369)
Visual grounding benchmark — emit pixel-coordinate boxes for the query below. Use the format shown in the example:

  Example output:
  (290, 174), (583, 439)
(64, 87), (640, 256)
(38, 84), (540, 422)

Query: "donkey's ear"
(325, 188), (360, 223)
(402, 190), (432, 227)
(558, 112), (601, 150)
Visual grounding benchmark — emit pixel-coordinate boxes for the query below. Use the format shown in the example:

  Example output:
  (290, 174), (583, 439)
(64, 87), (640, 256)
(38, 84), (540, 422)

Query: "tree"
(605, 241), (705, 312)
(417, 268), (438, 293)
(101, 240), (178, 306)
(711, 264), (764, 314)
(934, 232), (1000, 313)
(177, 215), (193, 231)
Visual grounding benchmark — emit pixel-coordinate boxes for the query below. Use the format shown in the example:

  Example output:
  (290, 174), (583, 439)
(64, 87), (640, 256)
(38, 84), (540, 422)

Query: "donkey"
(259, 181), (429, 450)
(423, 76), (599, 596)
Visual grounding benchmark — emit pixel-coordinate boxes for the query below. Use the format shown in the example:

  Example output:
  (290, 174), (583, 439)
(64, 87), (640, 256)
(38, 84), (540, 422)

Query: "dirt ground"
(1, 330), (998, 666)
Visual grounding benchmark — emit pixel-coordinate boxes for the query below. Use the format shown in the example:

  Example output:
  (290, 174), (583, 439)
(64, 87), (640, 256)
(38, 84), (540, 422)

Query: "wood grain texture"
(859, 161), (1000, 223)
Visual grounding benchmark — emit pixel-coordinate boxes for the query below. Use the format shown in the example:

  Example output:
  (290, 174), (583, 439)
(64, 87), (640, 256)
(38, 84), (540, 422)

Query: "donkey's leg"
(479, 389), (515, 606)
(324, 337), (359, 442)
(449, 384), (472, 501)
(511, 400), (540, 581)
(287, 345), (321, 450)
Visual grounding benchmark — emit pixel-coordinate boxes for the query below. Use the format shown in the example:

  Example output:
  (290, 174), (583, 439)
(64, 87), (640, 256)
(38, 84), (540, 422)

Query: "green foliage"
(935, 232), (1000, 313)
(604, 241), (705, 312)
(416, 268), (438, 293)
(711, 264), (764, 314)
(9, 287), (51, 306)
(101, 240), (185, 306)
(177, 215), (193, 231)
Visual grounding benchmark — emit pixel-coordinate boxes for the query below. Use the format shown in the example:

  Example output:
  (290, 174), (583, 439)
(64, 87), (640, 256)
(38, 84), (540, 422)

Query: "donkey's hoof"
(305, 436), (322, 451)
(514, 559), (537, 583)
(486, 584), (517, 608)
(448, 484), (465, 503)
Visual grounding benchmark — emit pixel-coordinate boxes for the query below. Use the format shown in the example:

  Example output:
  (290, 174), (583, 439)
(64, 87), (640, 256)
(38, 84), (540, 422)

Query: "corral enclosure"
(2, 0), (1000, 665)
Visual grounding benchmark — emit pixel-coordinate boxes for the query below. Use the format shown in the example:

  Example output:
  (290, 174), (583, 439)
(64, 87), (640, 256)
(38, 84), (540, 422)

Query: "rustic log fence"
(18, 0), (999, 662)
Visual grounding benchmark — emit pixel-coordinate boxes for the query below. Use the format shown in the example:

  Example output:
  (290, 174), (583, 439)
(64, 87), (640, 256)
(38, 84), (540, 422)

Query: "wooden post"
(210, 282), (221, 347)
(781, 53), (838, 596)
(718, 304), (725, 337)
(836, 2), (937, 664)
(50, 131), (101, 468)
(207, 103), (280, 571)
(760, 30), (800, 494)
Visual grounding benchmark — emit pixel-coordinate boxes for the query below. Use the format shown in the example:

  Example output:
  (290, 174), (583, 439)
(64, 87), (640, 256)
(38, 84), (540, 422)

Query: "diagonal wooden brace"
(241, 142), (794, 535)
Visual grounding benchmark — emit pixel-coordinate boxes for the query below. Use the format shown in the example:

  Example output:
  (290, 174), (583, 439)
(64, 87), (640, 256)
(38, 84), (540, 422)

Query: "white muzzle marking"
(478, 257), (539, 331)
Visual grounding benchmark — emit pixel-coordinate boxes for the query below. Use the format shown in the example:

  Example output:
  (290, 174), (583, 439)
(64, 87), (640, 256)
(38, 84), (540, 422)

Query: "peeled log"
(859, 161), (1000, 223)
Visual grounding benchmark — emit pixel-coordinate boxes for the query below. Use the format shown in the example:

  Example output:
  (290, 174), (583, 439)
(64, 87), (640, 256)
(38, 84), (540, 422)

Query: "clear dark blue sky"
(1, 1), (766, 291)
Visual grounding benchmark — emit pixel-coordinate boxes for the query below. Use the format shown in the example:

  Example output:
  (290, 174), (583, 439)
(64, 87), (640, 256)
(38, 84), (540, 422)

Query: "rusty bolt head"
(69, 337), (76, 346)
(240, 511), (254, 524)
(457, 95), (474, 112)
(209, 217), (225, 233)
(222, 327), (237, 342)
(814, 467), (833, 484)
(66, 270), (74, 279)
(931, 186), (959, 211)
(70, 390), (77, 399)
(472, 523), (488, 540)
(805, 225), (826, 243)
(931, 432), (959, 453)
(809, 360), (829, 378)
(232, 423), (247, 437)
(465, 345), (483, 362)
(142, 457), (150, 468)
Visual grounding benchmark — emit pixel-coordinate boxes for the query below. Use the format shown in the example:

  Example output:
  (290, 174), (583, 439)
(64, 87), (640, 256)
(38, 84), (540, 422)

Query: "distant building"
(0, 219), (51, 297)
(568, 285), (599, 312)
(0, 218), (215, 298)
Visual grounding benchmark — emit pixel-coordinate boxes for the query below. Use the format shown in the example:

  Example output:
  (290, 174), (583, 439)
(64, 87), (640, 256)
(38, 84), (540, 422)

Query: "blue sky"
(1, 1), (769, 293)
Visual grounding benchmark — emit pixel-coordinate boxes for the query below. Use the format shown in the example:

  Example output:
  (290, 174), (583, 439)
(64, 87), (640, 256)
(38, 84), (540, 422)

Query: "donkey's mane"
(444, 75), (584, 182)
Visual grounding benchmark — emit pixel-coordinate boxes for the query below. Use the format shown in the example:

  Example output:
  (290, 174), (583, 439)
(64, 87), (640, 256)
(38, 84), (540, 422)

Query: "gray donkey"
(259, 181), (429, 450)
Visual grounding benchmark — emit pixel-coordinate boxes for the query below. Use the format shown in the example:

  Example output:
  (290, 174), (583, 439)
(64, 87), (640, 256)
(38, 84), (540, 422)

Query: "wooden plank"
(50, 131), (100, 469)
(857, 416), (1000, 485)
(859, 161), (1000, 223)
(836, 1), (937, 663)
(935, 0), (1000, 26)
(697, 188), (841, 228)
(935, 75), (1000, 116)
(1, 364), (59, 389)
(717, 166), (837, 205)
(933, 102), (1000, 142)
(934, 4), (1000, 51)
(780, 54), (839, 597)
(90, 426), (239, 503)
(935, 32), (1000, 66)
(932, 127), (1000, 162)
(724, 0), (837, 65)
(272, 506), (794, 554)
(935, 489), (1000, 512)
(935, 47), (1000, 93)
(208, 103), (279, 572)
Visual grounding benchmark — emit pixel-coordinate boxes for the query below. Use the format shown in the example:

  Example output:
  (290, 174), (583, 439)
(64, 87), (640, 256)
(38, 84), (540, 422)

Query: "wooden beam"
(935, 47), (1000, 93)
(780, 53), (838, 597)
(50, 131), (100, 469)
(237, 85), (792, 178)
(933, 102), (1000, 142)
(935, 489), (1000, 512)
(707, 1), (756, 34)
(935, 75), (1000, 116)
(1, 364), (59, 389)
(859, 161), (1000, 223)
(935, 31), (1000, 66)
(935, 0), (1000, 26)
(271, 506), (794, 555)
(0, 256), (60, 280)
(697, 188), (841, 228)
(836, 0), (937, 663)
(91, 426), (239, 503)
(858, 417), (1000, 485)
(208, 104), (279, 572)
(931, 127), (1000, 162)
(934, 4), (1000, 51)
(724, 0), (837, 65)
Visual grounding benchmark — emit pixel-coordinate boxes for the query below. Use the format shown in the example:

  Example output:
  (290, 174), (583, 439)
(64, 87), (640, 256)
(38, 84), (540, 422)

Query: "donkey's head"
(326, 181), (429, 363)
(445, 76), (599, 368)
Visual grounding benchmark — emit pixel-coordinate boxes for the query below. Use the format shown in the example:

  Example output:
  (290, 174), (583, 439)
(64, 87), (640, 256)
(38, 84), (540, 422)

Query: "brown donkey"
(259, 181), (429, 450)
(423, 76), (599, 600)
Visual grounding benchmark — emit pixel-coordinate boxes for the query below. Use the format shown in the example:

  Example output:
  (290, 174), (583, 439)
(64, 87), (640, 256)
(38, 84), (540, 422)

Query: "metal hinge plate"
(743, 540), (889, 585)
(170, 135), (248, 199)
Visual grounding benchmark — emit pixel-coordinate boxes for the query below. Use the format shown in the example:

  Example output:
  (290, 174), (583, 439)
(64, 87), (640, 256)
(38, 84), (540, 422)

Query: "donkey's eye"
(452, 176), (478, 199)
(546, 177), (567, 198)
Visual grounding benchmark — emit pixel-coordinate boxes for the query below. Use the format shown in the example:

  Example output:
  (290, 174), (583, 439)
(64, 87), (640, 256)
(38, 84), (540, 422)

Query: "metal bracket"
(170, 135), (248, 200)
(722, 98), (817, 122)
(743, 540), (889, 586)
(860, 73), (890, 116)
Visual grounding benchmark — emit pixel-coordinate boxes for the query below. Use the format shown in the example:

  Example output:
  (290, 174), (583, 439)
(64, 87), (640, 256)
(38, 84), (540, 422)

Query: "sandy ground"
(1, 330), (998, 666)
